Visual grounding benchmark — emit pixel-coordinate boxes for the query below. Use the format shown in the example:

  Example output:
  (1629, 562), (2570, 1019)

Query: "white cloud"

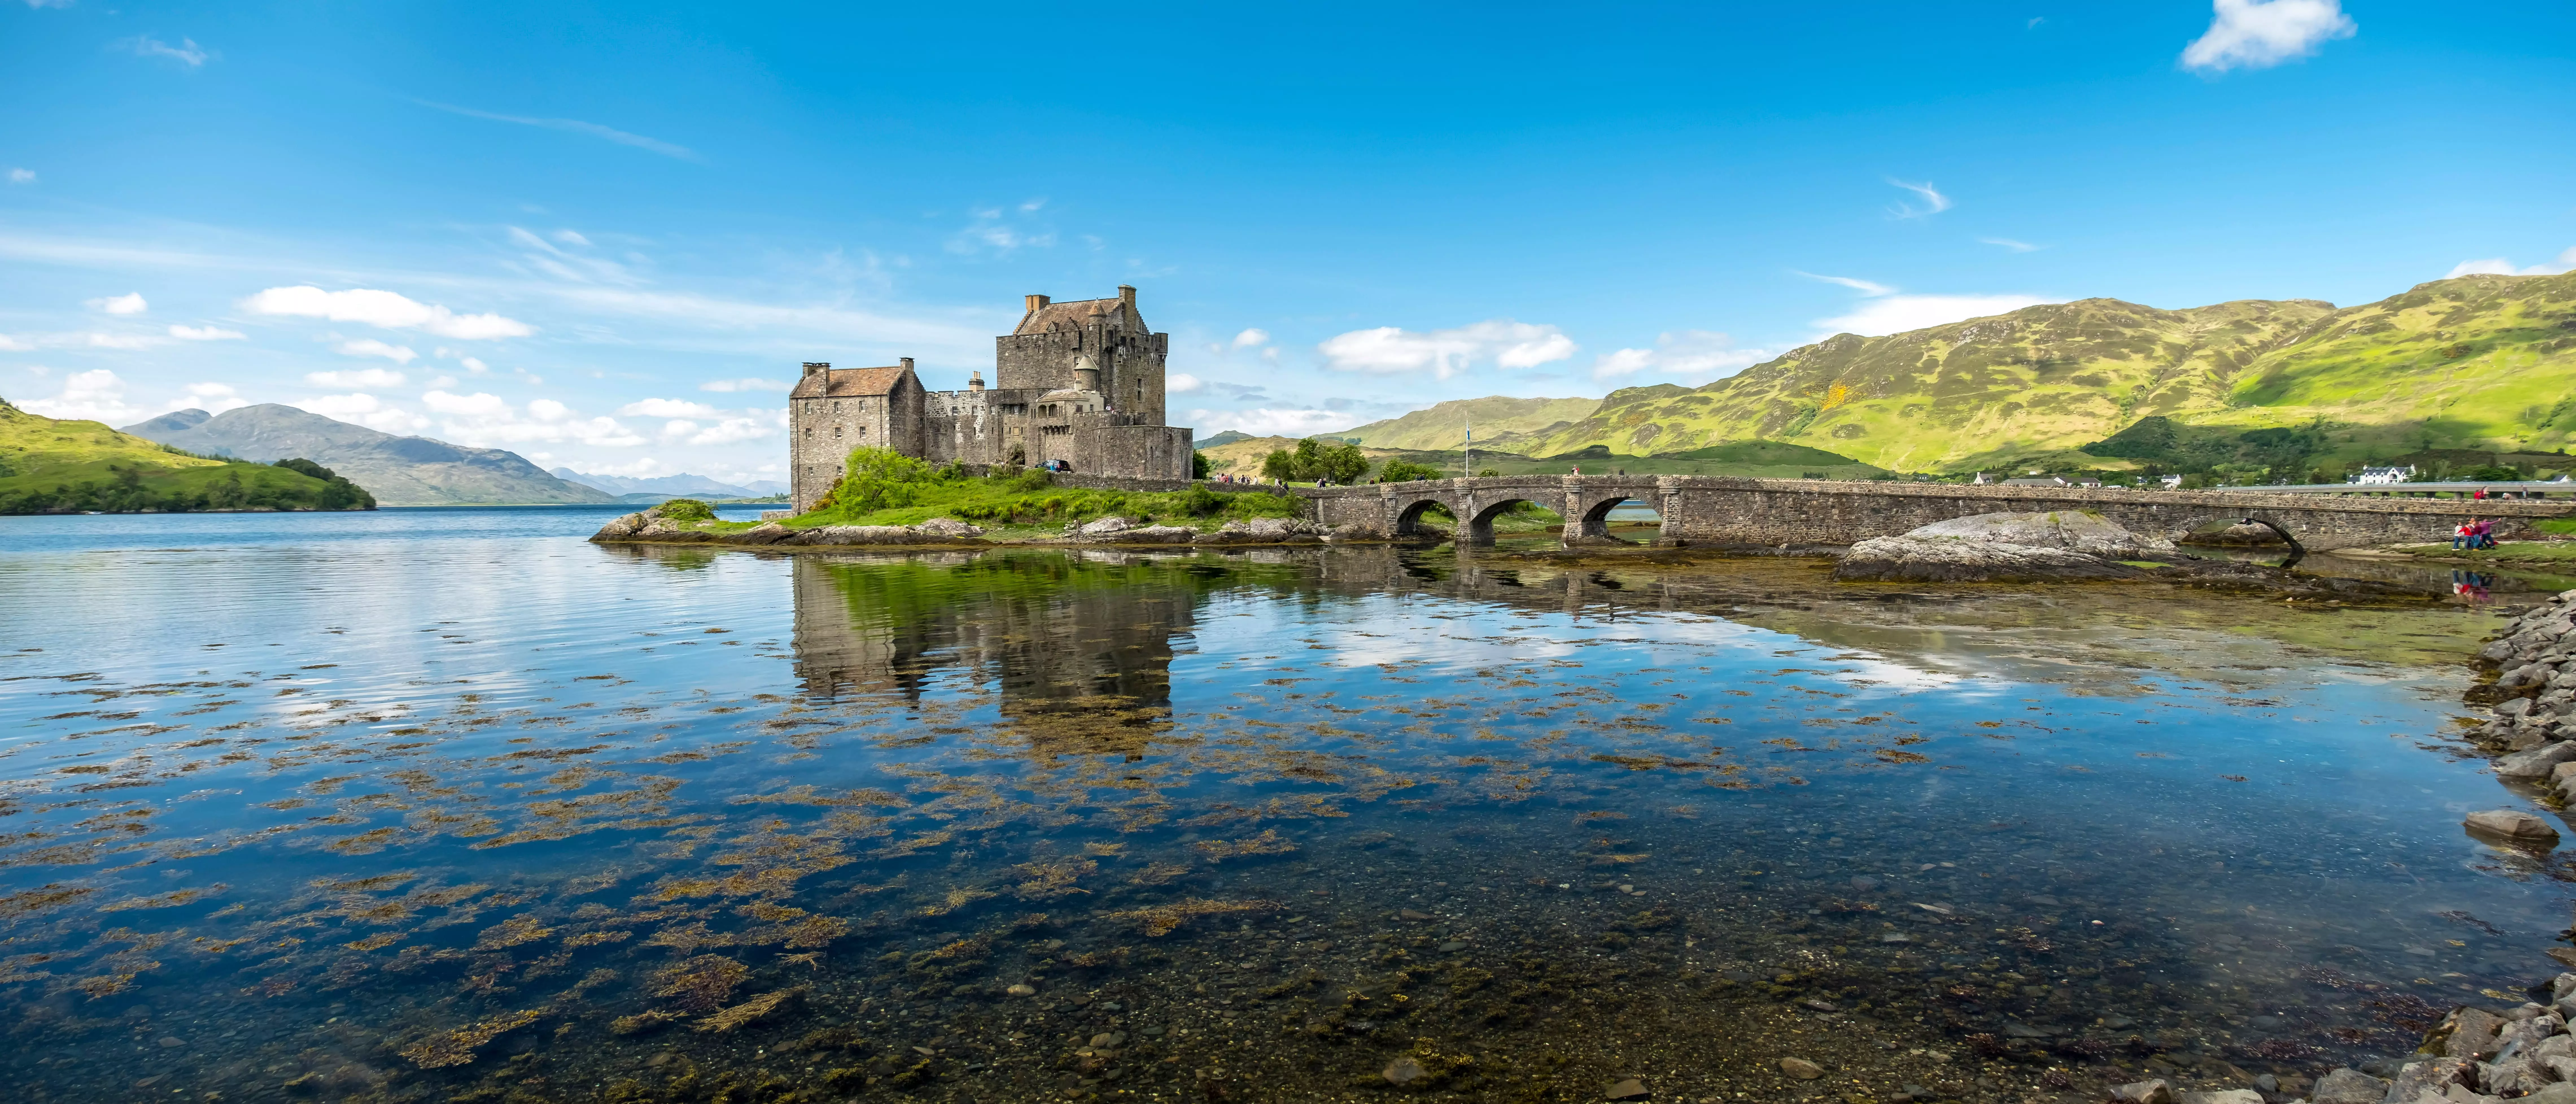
(2446, 247), (2576, 278)
(179, 382), (247, 414)
(422, 390), (645, 448)
(6, 169), (32, 184)
(305, 367), (408, 388)
(1887, 179), (1952, 219)
(331, 339), (417, 365)
(1317, 319), (1576, 380)
(1167, 373), (1204, 394)
(0, 334), (31, 351)
(1818, 294), (2059, 337)
(87, 292), (147, 314)
(121, 35), (210, 67)
(168, 324), (246, 340)
(554, 229), (591, 246)
(619, 397), (724, 418)
(1979, 238), (2043, 252)
(460, 356), (490, 374)
(243, 285), (534, 339)
(296, 393), (432, 434)
(1590, 330), (1771, 385)
(699, 377), (791, 392)
(1185, 407), (1355, 439)
(414, 100), (700, 161)
(1231, 328), (1270, 350)
(679, 417), (775, 446)
(19, 369), (147, 423)
(2182, 0), (2356, 73)
(1795, 271), (1898, 296)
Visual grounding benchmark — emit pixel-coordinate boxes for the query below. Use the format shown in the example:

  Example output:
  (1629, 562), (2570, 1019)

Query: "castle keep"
(787, 286), (1195, 512)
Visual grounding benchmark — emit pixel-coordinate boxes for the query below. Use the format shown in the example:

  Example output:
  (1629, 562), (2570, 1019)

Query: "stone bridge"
(1295, 476), (2576, 552)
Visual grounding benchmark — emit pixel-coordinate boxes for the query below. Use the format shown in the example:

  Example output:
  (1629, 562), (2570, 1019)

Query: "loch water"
(0, 508), (2568, 1104)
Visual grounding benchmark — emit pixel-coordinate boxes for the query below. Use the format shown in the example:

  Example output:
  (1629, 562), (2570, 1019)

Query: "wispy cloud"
(328, 342), (416, 367)
(1590, 330), (1769, 385)
(244, 286), (533, 340)
(1887, 179), (1953, 219)
(1795, 272), (1897, 297)
(2446, 248), (2576, 279)
(307, 367), (409, 388)
(1316, 319), (1576, 380)
(414, 100), (701, 162)
(1979, 237), (2043, 253)
(168, 324), (245, 341)
(2182, 0), (2356, 73)
(119, 35), (209, 67)
(86, 292), (147, 314)
(1231, 328), (1271, 350)
(6, 168), (32, 184)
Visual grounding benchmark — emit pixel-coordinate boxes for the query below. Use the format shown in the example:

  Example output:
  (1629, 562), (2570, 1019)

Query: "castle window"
(834, 426), (841, 438)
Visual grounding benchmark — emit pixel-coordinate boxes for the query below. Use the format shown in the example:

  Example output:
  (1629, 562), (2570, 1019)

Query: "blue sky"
(3, 1), (2570, 483)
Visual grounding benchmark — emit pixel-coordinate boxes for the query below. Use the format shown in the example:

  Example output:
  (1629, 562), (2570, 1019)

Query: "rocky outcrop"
(1833, 511), (2166, 583)
(2473, 591), (2576, 769)
(1197, 517), (1329, 545)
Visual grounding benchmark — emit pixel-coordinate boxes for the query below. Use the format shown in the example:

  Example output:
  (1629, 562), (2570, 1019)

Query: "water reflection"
(0, 536), (2559, 1104)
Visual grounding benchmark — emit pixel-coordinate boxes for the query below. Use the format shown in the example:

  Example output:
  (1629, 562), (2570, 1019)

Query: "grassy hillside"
(0, 398), (374, 513)
(1514, 273), (2576, 476)
(1334, 395), (1602, 451)
(1199, 431), (1884, 481)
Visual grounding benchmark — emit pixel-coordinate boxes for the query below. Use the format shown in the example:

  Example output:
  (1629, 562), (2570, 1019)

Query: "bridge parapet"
(1300, 476), (2576, 552)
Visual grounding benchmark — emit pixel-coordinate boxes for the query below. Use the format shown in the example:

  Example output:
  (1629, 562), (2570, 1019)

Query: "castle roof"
(1014, 297), (1143, 336)
(789, 365), (913, 400)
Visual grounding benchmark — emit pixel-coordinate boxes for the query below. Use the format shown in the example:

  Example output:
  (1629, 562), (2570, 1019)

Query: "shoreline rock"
(588, 503), (1367, 551)
(1833, 510), (2174, 583)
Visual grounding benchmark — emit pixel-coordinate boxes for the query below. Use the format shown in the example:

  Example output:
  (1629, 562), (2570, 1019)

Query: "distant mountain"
(1193, 430), (1255, 450)
(124, 404), (616, 506)
(1335, 395), (1602, 451)
(549, 467), (771, 498)
(1513, 273), (2576, 475)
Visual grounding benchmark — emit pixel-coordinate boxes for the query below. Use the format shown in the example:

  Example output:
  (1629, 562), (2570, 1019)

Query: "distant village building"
(2000, 474), (2070, 487)
(2353, 465), (2415, 485)
(2158, 474), (2184, 489)
(787, 286), (1195, 512)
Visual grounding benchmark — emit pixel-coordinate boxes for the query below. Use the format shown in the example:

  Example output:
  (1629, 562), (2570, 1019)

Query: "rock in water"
(2309, 1068), (2388, 1104)
(1832, 510), (2167, 583)
(1604, 1078), (1649, 1100)
(2179, 1092), (2263, 1104)
(1382, 1057), (1425, 1085)
(1078, 515), (1132, 537)
(2112, 1080), (2174, 1104)
(1779, 1057), (1824, 1080)
(2464, 810), (2561, 844)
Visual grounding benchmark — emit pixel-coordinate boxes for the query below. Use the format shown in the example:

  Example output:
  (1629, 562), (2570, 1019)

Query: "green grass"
(746, 455), (1309, 536)
(0, 399), (370, 513)
(2541, 518), (2576, 536)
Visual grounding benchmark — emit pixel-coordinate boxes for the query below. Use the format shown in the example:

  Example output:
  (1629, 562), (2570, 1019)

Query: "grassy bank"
(0, 399), (375, 513)
(2394, 541), (2576, 566)
(729, 449), (1307, 536)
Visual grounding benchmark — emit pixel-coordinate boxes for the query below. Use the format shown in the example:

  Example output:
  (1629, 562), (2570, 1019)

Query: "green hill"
(126, 404), (613, 506)
(0, 398), (373, 513)
(1515, 273), (2576, 477)
(1335, 395), (1603, 451)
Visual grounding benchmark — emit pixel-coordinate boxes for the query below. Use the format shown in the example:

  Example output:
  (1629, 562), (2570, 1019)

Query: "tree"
(1377, 458), (1444, 483)
(1191, 450), (1212, 480)
(1258, 438), (1369, 484)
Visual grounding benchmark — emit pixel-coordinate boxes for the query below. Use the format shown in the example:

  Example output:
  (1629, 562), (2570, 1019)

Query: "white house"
(2354, 465), (2415, 485)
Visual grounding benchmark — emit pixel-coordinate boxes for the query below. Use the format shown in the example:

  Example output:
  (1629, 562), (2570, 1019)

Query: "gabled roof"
(1013, 297), (1144, 336)
(789, 365), (913, 400)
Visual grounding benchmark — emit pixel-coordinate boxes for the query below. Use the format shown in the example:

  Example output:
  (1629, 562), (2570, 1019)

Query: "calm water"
(0, 508), (2561, 1103)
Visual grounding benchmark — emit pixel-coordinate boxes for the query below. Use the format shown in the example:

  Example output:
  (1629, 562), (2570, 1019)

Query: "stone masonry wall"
(1300, 476), (2576, 550)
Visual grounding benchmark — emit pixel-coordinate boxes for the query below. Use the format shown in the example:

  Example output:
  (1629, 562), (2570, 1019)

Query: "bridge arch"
(1393, 498), (1452, 538)
(1464, 497), (1540, 545)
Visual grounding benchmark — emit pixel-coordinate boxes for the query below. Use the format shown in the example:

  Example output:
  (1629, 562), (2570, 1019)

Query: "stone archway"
(1393, 498), (1453, 539)
(2171, 512), (2307, 569)
(1572, 496), (1662, 545)
(1465, 498), (1536, 545)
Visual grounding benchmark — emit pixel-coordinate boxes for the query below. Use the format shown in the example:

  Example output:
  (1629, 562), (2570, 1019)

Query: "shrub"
(1377, 459), (1445, 483)
(826, 447), (933, 512)
(655, 498), (717, 523)
(1191, 450), (1212, 479)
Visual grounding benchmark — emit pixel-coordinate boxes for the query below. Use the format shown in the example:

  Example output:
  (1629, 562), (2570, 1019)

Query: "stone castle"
(787, 285), (1194, 512)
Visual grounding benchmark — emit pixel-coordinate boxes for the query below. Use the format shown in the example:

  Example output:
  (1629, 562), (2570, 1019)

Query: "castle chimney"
(899, 357), (914, 372)
(968, 371), (984, 393)
(1117, 284), (1136, 307)
(803, 362), (829, 377)
(1024, 293), (1050, 313)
